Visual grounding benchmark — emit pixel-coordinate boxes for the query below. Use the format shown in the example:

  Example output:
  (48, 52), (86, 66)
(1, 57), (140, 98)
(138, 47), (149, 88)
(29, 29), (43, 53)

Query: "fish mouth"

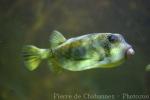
(125, 47), (135, 59)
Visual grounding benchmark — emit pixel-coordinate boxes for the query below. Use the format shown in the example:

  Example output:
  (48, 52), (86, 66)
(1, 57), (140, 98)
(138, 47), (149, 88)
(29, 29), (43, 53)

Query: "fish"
(22, 30), (135, 72)
(145, 64), (150, 71)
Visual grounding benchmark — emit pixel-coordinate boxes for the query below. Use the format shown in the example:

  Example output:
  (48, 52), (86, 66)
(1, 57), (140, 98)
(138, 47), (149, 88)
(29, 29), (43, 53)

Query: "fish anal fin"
(47, 59), (65, 73)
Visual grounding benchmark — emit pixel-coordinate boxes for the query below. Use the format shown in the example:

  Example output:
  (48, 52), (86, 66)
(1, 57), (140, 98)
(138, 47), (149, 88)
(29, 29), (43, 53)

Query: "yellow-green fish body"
(22, 30), (135, 71)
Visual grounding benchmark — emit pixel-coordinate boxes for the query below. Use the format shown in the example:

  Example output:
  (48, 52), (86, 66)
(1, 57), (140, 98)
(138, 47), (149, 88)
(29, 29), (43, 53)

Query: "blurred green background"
(0, 0), (150, 100)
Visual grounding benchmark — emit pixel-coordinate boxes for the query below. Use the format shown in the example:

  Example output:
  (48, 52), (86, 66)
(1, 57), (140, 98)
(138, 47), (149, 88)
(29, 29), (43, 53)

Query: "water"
(0, 0), (150, 100)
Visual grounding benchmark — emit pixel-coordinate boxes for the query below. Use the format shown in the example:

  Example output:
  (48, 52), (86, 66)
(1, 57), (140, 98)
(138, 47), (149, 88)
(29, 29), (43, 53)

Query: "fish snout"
(125, 46), (135, 59)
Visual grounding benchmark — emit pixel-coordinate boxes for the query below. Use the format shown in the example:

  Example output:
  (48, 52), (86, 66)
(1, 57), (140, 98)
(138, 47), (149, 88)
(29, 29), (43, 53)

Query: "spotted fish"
(22, 30), (135, 72)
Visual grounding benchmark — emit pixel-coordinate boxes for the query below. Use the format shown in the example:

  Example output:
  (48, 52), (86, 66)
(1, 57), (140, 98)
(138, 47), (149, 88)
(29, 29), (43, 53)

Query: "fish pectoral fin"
(49, 30), (66, 48)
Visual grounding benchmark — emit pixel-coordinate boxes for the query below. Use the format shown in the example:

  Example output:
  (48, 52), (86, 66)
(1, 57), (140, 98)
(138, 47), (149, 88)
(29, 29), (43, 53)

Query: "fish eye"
(108, 34), (118, 42)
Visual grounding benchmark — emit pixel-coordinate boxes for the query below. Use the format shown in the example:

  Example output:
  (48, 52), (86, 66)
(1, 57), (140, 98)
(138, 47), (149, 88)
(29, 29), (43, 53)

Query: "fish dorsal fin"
(49, 30), (66, 48)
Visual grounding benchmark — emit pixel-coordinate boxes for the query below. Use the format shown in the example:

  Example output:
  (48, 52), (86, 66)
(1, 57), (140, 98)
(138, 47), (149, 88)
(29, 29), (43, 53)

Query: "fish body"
(22, 30), (135, 71)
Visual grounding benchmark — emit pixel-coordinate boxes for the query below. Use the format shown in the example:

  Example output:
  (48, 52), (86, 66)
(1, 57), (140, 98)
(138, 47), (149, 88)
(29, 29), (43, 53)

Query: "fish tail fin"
(22, 45), (50, 71)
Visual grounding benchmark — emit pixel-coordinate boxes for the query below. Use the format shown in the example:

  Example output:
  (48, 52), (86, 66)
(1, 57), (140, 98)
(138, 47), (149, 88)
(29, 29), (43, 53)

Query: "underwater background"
(0, 0), (150, 100)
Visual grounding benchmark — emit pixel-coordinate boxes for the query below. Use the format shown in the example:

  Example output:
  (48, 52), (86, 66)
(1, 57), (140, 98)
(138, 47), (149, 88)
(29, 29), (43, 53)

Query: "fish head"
(97, 33), (135, 67)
